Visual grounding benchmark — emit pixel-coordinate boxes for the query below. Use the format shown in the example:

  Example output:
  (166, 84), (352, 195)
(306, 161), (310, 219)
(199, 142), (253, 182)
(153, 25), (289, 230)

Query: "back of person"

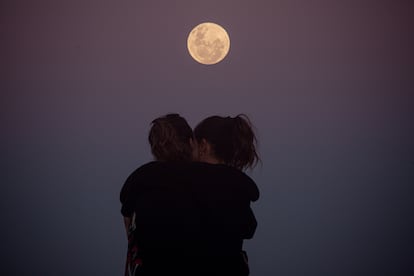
(188, 162), (259, 276)
(120, 114), (200, 275)
(124, 162), (203, 275)
(122, 161), (258, 276)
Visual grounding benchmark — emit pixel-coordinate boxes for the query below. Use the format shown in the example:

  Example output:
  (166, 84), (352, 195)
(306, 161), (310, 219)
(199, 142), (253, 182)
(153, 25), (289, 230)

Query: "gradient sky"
(2, 0), (414, 275)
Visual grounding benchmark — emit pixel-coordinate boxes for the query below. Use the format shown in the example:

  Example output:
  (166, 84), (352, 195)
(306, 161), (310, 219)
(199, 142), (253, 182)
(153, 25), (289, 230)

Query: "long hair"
(148, 113), (193, 162)
(194, 114), (260, 170)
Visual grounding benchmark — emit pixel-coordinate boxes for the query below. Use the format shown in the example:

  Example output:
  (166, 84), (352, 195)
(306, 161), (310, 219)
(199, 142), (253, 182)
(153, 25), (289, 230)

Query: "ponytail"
(230, 114), (260, 170)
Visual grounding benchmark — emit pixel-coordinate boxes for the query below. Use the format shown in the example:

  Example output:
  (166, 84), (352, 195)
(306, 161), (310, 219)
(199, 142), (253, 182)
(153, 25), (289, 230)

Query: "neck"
(199, 155), (223, 165)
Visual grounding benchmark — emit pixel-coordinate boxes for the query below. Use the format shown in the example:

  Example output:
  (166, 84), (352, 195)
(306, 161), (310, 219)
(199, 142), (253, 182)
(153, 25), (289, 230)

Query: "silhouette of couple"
(120, 114), (260, 276)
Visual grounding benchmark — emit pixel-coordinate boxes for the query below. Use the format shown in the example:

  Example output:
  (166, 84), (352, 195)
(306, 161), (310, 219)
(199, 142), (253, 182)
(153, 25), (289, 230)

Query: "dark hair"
(148, 113), (193, 162)
(194, 114), (259, 170)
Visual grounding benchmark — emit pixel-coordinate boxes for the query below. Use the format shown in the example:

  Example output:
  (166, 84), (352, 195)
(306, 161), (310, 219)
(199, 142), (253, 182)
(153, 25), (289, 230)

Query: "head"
(148, 113), (195, 162)
(194, 114), (259, 170)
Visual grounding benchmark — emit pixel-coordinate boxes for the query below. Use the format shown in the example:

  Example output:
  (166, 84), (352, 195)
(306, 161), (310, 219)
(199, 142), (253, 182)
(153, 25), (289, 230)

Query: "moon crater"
(187, 22), (230, 65)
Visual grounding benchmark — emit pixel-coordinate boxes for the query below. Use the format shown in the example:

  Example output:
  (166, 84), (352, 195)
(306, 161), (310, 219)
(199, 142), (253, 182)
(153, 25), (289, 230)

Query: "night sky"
(2, 0), (414, 275)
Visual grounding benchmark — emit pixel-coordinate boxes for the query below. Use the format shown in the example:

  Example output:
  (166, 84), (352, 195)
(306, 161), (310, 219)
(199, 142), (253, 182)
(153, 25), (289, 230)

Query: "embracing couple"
(120, 114), (260, 276)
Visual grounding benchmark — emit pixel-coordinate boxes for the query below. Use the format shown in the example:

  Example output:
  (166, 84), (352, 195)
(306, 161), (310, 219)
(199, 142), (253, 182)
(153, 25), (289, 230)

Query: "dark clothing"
(120, 161), (259, 275)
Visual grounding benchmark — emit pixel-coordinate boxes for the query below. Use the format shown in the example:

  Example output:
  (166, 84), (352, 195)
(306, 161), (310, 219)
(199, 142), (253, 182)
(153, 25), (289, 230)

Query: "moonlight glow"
(187, 22), (230, 65)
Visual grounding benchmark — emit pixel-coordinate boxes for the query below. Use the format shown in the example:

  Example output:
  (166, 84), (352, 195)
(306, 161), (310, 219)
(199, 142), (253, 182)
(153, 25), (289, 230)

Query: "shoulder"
(189, 162), (260, 201)
(120, 161), (160, 199)
(223, 165), (260, 202)
(127, 161), (161, 177)
(124, 161), (193, 189)
(125, 161), (183, 180)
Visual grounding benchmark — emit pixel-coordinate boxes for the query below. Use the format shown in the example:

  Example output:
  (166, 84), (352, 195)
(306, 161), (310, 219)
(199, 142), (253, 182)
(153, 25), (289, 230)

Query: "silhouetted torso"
(120, 161), (259, 275)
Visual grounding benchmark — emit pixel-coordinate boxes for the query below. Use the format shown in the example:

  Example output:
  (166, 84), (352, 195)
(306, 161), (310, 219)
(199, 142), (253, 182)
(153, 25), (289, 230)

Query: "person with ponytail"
(189, 114), (260, 276)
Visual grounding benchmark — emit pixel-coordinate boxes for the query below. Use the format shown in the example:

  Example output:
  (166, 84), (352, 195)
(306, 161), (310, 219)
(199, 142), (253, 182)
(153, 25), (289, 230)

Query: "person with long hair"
(190, 114), (260, 275)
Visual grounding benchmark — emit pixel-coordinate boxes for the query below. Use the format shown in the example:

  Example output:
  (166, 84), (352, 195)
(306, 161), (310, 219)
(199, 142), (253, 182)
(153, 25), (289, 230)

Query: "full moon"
(187, 22), (230, 65)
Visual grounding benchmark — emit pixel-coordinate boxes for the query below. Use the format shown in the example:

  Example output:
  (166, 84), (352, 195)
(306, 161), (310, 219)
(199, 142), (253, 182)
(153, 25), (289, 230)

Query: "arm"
(243, 206), (258, 239)
(120, 174), (136, 238)
(123, 216), (132, 238)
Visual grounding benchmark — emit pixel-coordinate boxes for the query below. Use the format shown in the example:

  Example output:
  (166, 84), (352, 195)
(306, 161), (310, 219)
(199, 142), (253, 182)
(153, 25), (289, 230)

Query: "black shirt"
(120, 161), (259, 275)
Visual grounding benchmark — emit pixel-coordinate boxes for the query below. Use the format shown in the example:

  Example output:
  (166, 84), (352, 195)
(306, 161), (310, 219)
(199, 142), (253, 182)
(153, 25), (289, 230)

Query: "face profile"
(189, 138), (199, 161)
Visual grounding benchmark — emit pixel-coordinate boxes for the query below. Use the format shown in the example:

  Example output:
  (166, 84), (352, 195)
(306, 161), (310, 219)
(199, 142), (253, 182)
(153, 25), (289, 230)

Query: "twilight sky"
(1, 0), (414, 275)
